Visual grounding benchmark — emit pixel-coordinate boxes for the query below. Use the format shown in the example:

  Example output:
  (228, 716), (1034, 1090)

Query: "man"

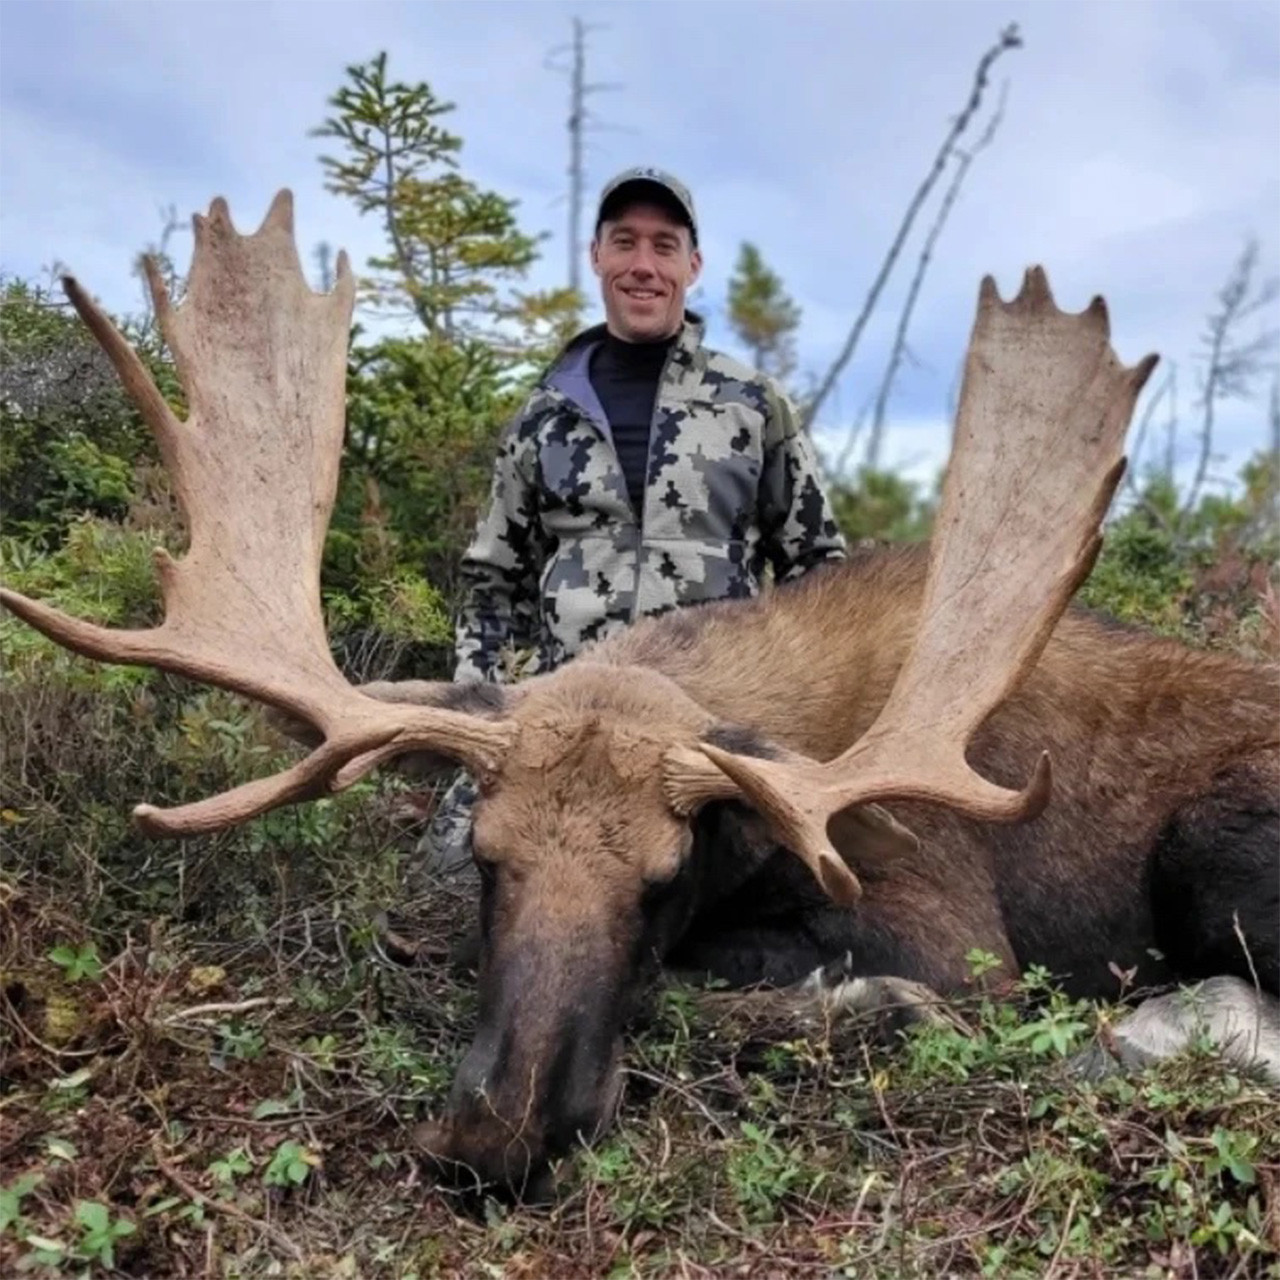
(421, 167), (847, 871)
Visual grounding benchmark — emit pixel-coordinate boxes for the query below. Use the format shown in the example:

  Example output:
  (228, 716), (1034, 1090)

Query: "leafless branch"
(1122, 368), (1174, 501)
(864, 81), (1010, 470)
(133, 203), (188, 333)
(1181, 238), (1280, 525)
(830, 390), (877, 478)
(1163, 361), (1179, 482)
(1266, 373), (1280, 534)
(802, 22), (1022, 433)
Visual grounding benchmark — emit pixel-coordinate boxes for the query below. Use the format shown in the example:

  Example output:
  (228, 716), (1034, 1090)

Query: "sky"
(1, 0), (1277, 499)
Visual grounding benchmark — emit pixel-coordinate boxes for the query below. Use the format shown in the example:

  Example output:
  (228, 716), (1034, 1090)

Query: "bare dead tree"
(544, 17), (623, 300)
(1163, 361), (1178, 483)
(1262, 373), (1280, 539)
(802, 22), (1022, 435)
(132, 204), (189, 333)
(830, 390), (876, 478)
(314, 241), (336, 293)
(863, 82), (1010, 471)
(1119, 367), (1176, 520)
(1180, 238), (1280, 528)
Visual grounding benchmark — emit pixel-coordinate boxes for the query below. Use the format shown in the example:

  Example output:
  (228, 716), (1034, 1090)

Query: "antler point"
(263, 189), (295, 235)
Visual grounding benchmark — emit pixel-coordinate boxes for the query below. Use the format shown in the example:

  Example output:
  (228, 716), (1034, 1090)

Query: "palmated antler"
(687, 267), (1159, 905)
(0, 191), (513, 835)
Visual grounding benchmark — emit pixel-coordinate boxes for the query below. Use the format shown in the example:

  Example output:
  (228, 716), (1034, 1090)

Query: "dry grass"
(2, 850), (1278, 1279)
(2, 539), (1278, 1277)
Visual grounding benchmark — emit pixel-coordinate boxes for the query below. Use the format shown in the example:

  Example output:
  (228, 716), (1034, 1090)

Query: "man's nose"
(628, 247), (657, 277)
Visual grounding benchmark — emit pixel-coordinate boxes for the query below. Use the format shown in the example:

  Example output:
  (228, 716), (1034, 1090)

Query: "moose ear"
(663, 724), (919, 906)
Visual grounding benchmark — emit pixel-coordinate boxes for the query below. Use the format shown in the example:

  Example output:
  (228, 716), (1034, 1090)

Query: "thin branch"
(151, 1139), (305, 1263)
(1181, 238), (1280, 525)
(1122, 368), (1174, 503)
(1163, 360), (1178, 482)
(158, 996), (293, 1027)
(830, 389), (877, 478)
(865, 81), (1010, 470)
(802, 22), (1022, 433)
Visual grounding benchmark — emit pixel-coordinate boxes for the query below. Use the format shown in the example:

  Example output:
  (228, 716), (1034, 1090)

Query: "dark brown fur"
(410, 543), (1280, 1195)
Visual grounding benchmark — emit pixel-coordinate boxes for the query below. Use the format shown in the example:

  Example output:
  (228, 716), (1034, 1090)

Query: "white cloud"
(1, 0), (1275, 490)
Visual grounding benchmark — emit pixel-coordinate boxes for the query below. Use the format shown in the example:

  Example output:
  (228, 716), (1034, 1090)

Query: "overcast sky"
(2, 0), (1277, 494)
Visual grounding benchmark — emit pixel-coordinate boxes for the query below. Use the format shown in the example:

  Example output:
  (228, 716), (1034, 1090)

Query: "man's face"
(591, 201), (702, 343)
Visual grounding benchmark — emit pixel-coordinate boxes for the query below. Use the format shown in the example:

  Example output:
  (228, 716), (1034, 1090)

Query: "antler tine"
(701, 265), (1159, 905)
(0, 189), (514, 836)
(61, 273), (183, 474)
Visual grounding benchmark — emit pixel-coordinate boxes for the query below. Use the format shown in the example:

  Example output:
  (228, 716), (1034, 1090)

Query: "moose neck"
(598, 546), (929, 763)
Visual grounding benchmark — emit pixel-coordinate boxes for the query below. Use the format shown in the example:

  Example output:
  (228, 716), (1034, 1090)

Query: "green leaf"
(74, 1201), (109, 1233)
(252, 1097), (296, 1119)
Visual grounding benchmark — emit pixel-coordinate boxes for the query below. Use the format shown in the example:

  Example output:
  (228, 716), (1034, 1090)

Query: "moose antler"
(692, 268), (1159, 905)
(0, 191), (514, 835)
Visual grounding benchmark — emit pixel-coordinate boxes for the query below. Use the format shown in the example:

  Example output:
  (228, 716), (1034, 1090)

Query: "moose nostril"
(412, 1114), (546, 1198)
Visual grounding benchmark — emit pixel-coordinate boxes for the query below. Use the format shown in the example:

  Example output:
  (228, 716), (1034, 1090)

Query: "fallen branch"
(158, 996), (293, 1027)
(151, 1139), (305, 1263)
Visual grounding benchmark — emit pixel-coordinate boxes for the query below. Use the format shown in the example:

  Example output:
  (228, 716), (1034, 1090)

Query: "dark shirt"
(588, 332), (677, 516)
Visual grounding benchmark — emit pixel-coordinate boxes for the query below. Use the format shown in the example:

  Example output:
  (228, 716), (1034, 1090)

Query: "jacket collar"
(542, 310), (706, 393)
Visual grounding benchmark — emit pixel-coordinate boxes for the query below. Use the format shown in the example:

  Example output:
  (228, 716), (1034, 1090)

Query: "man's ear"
(688, 246), (703, 287)
(589, 236), (603, 277)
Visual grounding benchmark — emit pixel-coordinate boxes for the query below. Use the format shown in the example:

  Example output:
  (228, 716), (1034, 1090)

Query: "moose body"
(5, 191), (1277, 1203)
(400, 540), (1279, 1192)
(607, 543), (1279, 1000)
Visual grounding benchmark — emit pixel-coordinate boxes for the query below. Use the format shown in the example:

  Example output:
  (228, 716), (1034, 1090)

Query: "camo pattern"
(455, 312), (847, 683)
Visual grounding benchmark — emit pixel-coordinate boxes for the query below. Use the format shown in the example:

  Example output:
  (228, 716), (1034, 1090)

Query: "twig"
(803, 22), (1022, 433)
(864, 80), (1010, 471)
(1181, 238), (1280, 527)
(1122, 367), (1174, 503)
(623, 1066), (731, 1138)
(1043, 1189), (1080, 1278)
(151, 1139), (305, 1263)
(158, 996), (292, 1026)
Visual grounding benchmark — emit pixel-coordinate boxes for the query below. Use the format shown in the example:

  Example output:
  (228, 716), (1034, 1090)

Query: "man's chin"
(617, 315), (675, 342)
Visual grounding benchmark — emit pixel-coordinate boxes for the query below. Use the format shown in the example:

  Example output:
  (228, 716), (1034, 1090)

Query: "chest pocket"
(535, 414), (633, 536)
(647, 399), (765, 541)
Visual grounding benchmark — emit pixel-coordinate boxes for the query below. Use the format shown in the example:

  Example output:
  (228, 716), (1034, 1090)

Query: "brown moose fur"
(397, 540), (1278, 1193)
(536, 542), (1278, 992)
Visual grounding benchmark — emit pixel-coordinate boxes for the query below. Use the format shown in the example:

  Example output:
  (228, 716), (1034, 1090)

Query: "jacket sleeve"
(757, 382), (848, 582)
(453, 414), (547, 683)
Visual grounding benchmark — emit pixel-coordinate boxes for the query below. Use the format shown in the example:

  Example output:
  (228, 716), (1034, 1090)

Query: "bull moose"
(3, 191), (1277, 1201)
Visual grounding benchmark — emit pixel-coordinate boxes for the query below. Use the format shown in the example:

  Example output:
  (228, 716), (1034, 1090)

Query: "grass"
(1, 520), (1278, 1277)
(2, 850), (1278, 1279)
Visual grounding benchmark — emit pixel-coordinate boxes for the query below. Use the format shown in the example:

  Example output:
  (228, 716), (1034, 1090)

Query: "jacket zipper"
(632, 336), (681, 622)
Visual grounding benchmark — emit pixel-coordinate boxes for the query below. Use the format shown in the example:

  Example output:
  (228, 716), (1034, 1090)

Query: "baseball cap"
(595, 167), (698, 245)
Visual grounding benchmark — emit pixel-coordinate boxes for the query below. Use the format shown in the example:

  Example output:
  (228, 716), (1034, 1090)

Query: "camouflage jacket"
(455, 313), (847, 682)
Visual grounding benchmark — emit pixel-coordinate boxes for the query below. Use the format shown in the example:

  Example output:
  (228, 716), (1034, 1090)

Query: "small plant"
(263, 1140), (319, 1188)
(965, 947), (1004, 980)
(216, 1020), (266, 1062)
(47, 940), (103, 982)
(72, 1200), (136, 1269)
(209, 1146), (254, 1186)
(0, 1171), (42, 1235)
(726, 1122), (806, 1223)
